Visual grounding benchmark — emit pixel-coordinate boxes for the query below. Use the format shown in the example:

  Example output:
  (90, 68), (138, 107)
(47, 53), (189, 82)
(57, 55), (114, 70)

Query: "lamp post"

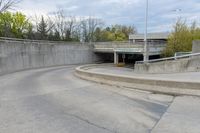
(144, 0), (149, 62)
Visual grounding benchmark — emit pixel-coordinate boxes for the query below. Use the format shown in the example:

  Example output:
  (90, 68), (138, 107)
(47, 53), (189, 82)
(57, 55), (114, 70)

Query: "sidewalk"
(152, 96), (200, 133)
(79, 65), (200, 133)
(87, 66), (200, 83)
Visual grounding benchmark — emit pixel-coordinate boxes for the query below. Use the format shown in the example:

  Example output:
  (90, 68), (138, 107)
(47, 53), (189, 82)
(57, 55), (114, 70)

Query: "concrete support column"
(114, 52), (119, 64)
(193, 40), (200, 53)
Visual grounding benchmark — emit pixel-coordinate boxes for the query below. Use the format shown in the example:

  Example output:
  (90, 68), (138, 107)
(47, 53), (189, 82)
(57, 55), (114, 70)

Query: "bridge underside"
(95, 51), (160, 65)
(93, 43), (165, 65)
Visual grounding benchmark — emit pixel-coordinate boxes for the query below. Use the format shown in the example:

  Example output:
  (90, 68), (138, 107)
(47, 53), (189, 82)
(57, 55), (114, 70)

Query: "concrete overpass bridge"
(93, 41), (166, 64)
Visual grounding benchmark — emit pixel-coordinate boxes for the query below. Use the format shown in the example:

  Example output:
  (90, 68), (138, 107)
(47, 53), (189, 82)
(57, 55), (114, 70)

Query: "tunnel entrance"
(95, 52), (160, 67)
(95, 53), (114, 63)
(118, 54), (143, 64)
(117, 53), (161, 68)
(117, 54), (143, 68)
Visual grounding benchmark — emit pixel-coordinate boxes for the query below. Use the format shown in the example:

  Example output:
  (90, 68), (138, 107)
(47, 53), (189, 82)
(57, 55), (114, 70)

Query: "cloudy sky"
(17, 0), (200, 33)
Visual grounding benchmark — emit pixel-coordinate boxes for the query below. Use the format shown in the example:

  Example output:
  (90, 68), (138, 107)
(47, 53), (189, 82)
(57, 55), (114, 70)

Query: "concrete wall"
(134, 57), (200, 74)
(192, 40), (200, 53)
(0, 39), (99, 75)
(134, 40), (200, 74)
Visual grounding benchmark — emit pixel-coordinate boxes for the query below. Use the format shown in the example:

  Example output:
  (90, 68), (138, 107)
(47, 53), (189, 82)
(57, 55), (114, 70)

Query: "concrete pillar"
(114, 52), (119, 64)
(192, 40), (200, 53)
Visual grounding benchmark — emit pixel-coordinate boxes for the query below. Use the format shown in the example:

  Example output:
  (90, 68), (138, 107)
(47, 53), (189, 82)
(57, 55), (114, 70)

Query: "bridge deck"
(93, 42), (166, 55)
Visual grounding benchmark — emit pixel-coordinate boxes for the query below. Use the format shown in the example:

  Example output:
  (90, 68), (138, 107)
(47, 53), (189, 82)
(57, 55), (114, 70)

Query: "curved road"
(0, 66), (174, 133)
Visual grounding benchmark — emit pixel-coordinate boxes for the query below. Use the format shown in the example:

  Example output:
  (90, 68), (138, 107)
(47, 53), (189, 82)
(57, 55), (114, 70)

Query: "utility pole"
(144, 0), (149, 62)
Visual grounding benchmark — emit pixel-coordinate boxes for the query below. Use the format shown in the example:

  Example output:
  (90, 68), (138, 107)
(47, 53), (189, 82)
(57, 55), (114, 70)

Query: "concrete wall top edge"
(0, 40), (91, 46)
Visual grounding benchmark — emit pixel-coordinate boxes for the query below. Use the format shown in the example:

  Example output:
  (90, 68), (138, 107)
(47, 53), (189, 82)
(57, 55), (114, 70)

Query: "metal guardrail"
(174, 52), (192, 57)
(136, 52), (200, 64)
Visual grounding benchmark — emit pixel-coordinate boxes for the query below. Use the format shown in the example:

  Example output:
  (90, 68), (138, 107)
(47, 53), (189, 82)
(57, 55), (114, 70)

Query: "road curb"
(75, 64), (200, 96)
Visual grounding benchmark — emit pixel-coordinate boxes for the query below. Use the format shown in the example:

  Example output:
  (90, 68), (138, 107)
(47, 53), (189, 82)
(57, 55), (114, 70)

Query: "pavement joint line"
(110, 89), (170, 108)
(63, 113), (116, 133)
(0, 65), (182, 133)
(149, 96), (175, 133)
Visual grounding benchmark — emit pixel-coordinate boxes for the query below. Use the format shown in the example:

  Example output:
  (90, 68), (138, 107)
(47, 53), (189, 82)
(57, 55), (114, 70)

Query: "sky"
(17, 0), (200, 33)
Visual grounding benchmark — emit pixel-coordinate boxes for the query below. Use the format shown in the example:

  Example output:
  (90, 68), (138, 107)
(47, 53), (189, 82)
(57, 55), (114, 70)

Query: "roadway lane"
(0, 66), (173, 133)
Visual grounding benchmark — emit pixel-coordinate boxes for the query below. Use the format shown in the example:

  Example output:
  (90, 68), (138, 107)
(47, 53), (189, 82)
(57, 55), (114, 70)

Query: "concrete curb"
(75, 64), (200, 96)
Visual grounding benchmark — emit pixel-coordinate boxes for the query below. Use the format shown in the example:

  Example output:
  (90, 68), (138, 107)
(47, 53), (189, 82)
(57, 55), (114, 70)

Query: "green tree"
(93, 25), (136, 42)
(37, 16), (48, 40)
(12, 12), (30, 38)
(101, 30), (115, 41)
(0, 12), (31, 38)
(163, 18), (200, 57)
(0, 12), (13, 37)
(94, 27), (102, 41)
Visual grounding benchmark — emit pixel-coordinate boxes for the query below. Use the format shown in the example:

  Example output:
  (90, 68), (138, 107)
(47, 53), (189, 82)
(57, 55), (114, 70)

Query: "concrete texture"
(134, 40), (200, 74)
(129, 32), (169, 40)
(87, 66), (200, 82)
(0, 39), (99, 75)
(0, 66), (174, 133)
(152, 96), (200, 133)
(93, 42), (165, 55)
(75, 64), (200, 96)
(134, 56), (200, 74)
(192, 40), (200, 53)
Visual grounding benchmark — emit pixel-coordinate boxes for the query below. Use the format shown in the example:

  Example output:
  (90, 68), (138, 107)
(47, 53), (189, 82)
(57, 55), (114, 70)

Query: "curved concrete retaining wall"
(134, 40), (200, 74)
(75, 64), (200, 96)
(134, 57), (200, 74)
(0, 39), (99, 75)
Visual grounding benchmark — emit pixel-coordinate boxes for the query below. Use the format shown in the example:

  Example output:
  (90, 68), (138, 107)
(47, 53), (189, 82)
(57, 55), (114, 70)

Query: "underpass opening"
(117, 53), (143, 68)
(117, 53), (161, 68)
(94, 52), (161, 67)
(95, 53), (114, 63)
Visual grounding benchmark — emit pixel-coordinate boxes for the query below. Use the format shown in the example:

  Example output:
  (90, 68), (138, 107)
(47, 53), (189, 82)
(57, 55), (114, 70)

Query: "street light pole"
(144, 0), (149, 62)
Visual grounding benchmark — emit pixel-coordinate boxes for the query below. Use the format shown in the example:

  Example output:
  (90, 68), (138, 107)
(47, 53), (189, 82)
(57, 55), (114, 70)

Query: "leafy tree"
(115, 31), (126, 41)
(12, 12), (30, 38)
(0, 10), (137, 42)
(101, 30), (115, 41)
(93, 25), (136, 42)
(0, 11), (13, 37)
(0, 12), (30, 38)
(37, 16), (49, 40)
(163, 18), (200, 57)
(80, 17), (104, 42)
(94, 27), (102, 41)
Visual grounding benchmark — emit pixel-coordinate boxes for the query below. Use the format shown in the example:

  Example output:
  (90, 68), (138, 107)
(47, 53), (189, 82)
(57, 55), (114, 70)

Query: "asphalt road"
(0, 66), (174, 133)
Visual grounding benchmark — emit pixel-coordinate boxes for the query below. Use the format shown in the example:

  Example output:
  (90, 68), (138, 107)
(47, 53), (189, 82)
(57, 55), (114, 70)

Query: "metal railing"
(174, 52), (192, 57)
(136, 52), (200, 64)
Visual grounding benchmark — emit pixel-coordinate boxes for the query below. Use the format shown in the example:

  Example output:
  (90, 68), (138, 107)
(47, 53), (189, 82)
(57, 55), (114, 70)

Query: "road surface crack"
(64, 113), (117, 133)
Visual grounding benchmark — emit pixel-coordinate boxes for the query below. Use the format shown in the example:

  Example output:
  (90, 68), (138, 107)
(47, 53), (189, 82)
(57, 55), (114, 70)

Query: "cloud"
(17, 0), (200, 33)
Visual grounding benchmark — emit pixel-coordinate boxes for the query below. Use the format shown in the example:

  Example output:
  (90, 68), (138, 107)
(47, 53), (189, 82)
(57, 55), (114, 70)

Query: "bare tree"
(54, 10), (77, 41)
(54, 10), (65, 40)
(80, 16), (104, 42)
(0, 0), (20, 13)
(64, 16), (76, 41)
